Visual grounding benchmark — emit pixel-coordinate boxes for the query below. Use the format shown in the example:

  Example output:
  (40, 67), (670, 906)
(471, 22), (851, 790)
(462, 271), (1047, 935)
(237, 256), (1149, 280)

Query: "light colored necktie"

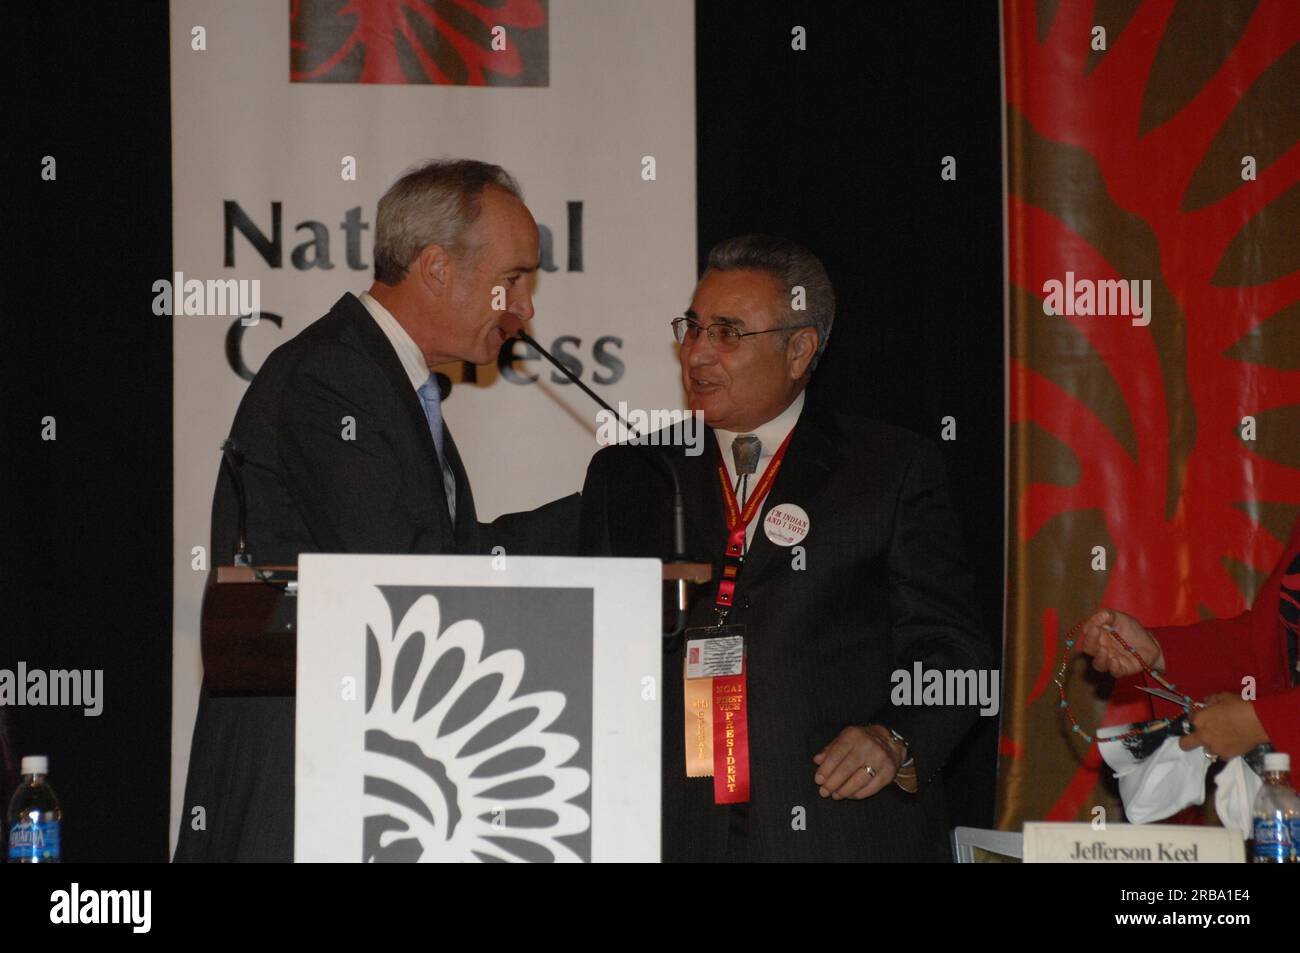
(417, 375), (457, 522)
(731, 434), (762, 550)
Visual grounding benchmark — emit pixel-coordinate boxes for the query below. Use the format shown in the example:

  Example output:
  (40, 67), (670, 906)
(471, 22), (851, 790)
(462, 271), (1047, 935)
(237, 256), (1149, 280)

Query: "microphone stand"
(220, 439), (252, 567)
(514, 329), (691, 639)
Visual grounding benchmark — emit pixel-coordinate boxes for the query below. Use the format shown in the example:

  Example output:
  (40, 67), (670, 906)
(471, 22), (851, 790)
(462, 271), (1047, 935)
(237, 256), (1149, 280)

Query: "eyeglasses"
(670, 317), (816, 350)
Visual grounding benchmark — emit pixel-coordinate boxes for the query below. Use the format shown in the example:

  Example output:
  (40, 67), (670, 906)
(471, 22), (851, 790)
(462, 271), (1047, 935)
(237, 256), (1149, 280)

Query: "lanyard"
(711, 430), (794, 619)
(686, 430), (793, 805)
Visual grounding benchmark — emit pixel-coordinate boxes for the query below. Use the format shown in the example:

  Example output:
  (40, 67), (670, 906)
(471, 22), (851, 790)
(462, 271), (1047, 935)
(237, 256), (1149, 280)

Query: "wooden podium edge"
(201, 560), (712, 695)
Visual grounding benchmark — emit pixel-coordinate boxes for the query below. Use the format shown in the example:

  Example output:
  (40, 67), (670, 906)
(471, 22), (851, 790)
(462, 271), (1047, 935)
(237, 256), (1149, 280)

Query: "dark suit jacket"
(580, 400), (989, 862)
(176, 292), (579, 862)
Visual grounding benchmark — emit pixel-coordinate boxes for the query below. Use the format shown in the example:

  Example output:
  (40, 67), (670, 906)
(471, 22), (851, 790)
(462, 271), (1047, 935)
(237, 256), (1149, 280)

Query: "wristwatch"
(886, 726), (913, 767)
(882, 726), (918, 794)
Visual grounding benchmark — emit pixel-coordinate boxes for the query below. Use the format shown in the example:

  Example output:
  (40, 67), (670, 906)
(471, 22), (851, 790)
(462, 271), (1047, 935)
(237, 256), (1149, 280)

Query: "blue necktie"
(416, 375), (446, 460)
(417, 375), (456, 521)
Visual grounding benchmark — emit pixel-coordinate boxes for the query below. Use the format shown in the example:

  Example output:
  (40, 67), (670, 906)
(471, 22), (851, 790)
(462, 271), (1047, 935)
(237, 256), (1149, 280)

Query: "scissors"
(1135, 685), (1206, 709)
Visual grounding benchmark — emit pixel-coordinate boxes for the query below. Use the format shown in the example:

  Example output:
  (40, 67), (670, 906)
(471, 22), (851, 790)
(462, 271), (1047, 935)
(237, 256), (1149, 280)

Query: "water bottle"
(6, 756), (62, 863)
(1252, 752), (1300, 863)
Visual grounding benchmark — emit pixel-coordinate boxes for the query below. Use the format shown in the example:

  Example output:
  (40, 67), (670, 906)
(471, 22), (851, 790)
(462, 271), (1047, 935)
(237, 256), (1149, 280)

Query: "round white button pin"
(763, 503), (810, 547)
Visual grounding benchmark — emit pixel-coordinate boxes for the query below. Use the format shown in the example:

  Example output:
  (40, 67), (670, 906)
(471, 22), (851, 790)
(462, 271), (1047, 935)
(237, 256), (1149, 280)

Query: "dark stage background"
(6, 4), (174, 860)
(4, 1), (1002, 861)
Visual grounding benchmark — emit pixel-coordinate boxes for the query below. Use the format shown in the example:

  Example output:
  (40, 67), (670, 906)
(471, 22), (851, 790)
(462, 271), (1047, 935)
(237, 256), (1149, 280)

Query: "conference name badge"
(685, 631), (744, 679)
(682, 625), (750, 804)
(763, 503), (810, 546)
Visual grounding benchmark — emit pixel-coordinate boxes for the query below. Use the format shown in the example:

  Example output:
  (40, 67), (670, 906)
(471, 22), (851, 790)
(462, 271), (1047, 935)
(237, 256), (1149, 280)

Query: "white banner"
(169, 0), (695, 852)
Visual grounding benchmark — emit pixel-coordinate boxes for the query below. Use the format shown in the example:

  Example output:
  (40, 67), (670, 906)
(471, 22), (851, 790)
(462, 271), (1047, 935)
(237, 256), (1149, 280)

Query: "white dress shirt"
(713, 390), (805, 549)
(358, 291), (457, 519)
(359, 291), (428, 390)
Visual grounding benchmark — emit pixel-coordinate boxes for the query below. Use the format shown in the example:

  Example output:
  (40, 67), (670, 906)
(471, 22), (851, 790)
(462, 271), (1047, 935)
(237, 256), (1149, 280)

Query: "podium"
(200, 555), (710, 863)
(201, 560), (711, 695)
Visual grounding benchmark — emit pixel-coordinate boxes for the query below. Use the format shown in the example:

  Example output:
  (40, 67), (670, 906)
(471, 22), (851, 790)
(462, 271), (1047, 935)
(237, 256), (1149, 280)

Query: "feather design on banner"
(290, 0), (548, 85)
(999, 0), (1300, 828)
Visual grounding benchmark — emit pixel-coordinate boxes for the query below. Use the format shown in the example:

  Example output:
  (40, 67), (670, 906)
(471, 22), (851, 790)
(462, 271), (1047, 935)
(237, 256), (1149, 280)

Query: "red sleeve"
(1147, 520), (1300, 755)
(1255, 688), (1300, 759)
(1149, 610), (1257, 699)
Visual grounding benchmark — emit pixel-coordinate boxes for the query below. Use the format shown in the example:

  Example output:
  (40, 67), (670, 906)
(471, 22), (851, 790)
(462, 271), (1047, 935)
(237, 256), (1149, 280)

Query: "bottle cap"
(20, 755), (49, 776)
(1263, 752), (1290, 773)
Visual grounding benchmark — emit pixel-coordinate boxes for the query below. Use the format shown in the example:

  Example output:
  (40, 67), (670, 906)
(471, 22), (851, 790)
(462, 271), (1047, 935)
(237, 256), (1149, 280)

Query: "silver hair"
(704, 234), (835, 375)
(373, 158), (523, 285)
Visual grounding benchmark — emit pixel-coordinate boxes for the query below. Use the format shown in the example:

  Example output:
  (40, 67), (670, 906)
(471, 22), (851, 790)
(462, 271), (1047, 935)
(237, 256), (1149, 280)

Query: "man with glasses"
(580, 234), (988, 861)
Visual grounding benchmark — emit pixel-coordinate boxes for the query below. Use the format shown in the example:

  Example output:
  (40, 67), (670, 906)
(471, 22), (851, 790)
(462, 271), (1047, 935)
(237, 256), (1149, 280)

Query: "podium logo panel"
(363, 587), (592, 862)
(296, 555), (662, 863)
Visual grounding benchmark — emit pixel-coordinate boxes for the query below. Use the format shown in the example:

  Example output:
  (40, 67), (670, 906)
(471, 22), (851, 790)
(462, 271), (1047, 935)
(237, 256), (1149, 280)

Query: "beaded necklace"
(1055, 620), (1196, 744)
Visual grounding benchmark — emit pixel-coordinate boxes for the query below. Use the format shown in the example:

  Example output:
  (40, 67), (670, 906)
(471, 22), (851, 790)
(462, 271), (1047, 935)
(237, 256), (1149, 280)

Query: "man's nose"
(512, 288), (535, 323)
(684, 333), (718, 367)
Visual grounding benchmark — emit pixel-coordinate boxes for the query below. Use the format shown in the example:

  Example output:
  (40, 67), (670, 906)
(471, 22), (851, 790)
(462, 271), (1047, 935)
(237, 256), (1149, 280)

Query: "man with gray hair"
(177, 158), (578, 862)
(580, 234), (988, 861)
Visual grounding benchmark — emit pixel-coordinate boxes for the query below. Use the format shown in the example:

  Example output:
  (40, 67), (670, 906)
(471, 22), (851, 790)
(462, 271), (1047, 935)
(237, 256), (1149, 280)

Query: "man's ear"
(416, 244), (451, 295)
(787, 327), (818, 380)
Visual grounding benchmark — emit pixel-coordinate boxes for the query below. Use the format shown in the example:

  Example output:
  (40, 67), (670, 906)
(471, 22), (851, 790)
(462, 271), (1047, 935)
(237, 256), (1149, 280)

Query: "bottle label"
(1252, 817), (1296, 863)
(7, 820), (61, 861)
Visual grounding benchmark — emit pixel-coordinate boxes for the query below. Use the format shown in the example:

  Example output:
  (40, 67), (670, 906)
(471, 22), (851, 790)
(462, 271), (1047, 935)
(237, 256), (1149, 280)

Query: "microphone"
(512, 328), (691, 637)
(220, 439), (253, 567)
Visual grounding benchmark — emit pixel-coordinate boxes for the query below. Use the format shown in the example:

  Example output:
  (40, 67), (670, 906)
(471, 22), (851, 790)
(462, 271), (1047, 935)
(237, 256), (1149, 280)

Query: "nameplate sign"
(1023, 823), (1243, 863)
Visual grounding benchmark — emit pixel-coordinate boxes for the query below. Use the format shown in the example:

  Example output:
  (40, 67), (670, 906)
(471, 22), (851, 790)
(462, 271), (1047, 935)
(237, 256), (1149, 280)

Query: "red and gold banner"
(999, 0), (1300, 828)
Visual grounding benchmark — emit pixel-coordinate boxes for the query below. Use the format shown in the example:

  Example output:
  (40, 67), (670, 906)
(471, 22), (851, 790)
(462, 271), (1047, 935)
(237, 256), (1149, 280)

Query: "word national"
(594, 404), (705, 456)
(1041, 272), (1152, 326)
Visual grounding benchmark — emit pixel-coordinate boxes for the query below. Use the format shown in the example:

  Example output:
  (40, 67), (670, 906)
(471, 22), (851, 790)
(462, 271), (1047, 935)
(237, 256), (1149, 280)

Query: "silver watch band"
(887, 726), (914, 767)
